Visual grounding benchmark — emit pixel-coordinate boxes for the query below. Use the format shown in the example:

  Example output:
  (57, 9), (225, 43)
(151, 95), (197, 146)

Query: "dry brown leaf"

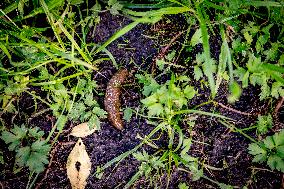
(67, 138), (91, 189)
(70, 122), (96, 138)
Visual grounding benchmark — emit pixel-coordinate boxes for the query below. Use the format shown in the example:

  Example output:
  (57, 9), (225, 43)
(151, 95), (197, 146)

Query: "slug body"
(104, 69), (129, 130)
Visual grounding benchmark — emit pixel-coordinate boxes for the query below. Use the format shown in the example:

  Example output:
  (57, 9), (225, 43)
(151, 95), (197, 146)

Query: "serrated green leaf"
(26, 151), (49, 173)
(252, 153), (267, 163)
(250, 73), (263, 86)
(82, 111), (92, 121)
(256, 114), (273, 134)
(148, 103), (164, 117)
(133, 151), (146, 161)
(16, 146), (31, 167)
(244, 32), (253, 45)
(277, 145), (284, 158)
(57, 115), (67, 131)
(31, 140), (50, 153)
(267, 155), (282, 171)
(84, 93), (97, 107)
(271, 82), (283, 98)
(248, 143), (266, 155)
(141, 94), (158, 106)
(191, 29), (202, 46)
(92, 107), (107, 118)
(28, 127), (44, 139)
(110, 2), (123, 15)
(88, 115), (100, 130)
(259, 83), (270, 100)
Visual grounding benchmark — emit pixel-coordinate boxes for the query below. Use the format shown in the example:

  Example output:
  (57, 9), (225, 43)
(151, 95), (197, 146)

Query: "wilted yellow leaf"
(67, 138), (91, 189)
(70, 122), (96, 138)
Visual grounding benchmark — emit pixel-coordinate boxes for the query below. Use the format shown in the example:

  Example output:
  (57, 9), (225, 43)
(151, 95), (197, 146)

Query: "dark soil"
(0, 12), (283, 189)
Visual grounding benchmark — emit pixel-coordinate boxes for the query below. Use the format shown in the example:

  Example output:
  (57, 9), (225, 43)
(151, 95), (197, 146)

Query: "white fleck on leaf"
(70, 122), (96, 138)
(67, 138), (91, 189)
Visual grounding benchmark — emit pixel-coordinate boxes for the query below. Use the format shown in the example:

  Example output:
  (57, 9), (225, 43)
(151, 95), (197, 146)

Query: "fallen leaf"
(67, 138), (91, 189)
(70, 122), (96, 138)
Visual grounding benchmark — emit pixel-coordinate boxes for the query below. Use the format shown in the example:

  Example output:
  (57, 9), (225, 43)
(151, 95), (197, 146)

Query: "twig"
(151, 31), (185, 74)
(274, 97), (284, 115)
(217, 102), (252, 116)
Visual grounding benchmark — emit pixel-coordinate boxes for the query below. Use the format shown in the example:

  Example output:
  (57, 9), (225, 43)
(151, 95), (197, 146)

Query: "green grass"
(0, 0), (283, 188)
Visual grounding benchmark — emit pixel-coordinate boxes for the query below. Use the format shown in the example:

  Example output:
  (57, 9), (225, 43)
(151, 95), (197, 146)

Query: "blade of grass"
(195, 3), (216, 97)
(95, 16), (162, 54)
(39, 0), (65, 50)
(22, 0), (64, 20)
(243, 1), (283, 7)
(173, 109), (233, 120)
(123, 6), (194, 17)
(57, 22), (95, 66)
(31, 72), (85, 86)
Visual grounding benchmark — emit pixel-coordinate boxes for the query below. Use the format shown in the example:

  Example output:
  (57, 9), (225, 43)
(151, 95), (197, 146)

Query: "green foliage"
(0, 125), (50, 173)
(68, 79), (107, 130)
(108, 0), (123, 15)
(125, 150), (165, 188)
(228, 81), (242, 103)
(178, 183), (189, 189)
(123, 107), (133, 122)
(248, 129), (284, 172)
(233, 22), (284, 100)
(140, 74), (196, 118)
(0, 151), (3, 164)
(255, 114), (273, 135)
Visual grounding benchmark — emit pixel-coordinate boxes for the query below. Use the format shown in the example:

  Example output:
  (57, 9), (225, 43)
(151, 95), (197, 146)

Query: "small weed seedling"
(0, 124), (50, 173)
(248, 129), (284, 172)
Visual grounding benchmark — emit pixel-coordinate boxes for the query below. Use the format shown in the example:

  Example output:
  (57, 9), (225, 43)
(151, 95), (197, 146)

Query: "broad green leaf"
(228, 81), (242, 103)
(123, 108), (133, 122)
(273, 130), (284, 146)
(183, 86), (196, 100)
(178, 183), (189, 189)
(148, 103), (164, 117)
(263, 136), (275, 149)
(141, 94), (158, 106)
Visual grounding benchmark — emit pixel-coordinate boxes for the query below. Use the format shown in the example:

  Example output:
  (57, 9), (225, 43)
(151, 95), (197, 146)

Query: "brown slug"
(104, 69), (129, 130)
